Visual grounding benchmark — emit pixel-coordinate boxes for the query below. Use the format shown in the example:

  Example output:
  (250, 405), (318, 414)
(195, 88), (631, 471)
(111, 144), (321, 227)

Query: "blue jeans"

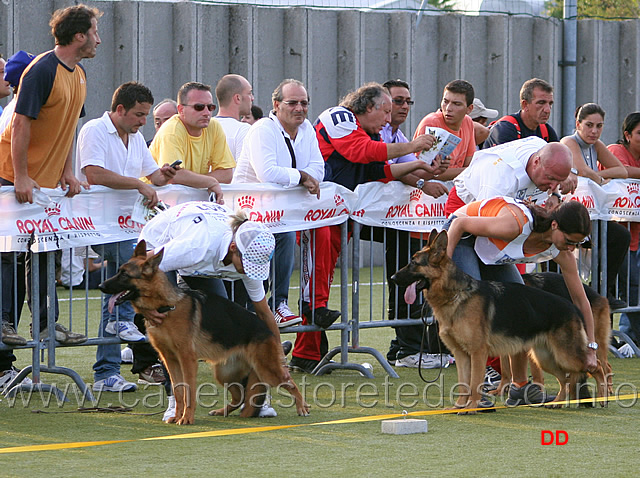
(451, 234), (523, 285)
(267, 232), (296, 308)
(92, 240), (136, 381)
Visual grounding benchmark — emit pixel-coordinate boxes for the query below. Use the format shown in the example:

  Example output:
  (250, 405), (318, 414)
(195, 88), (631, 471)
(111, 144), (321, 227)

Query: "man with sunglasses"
(233, 79), (324, 332)
(414, 79), (477, 181)
(150, 81), (235, 185)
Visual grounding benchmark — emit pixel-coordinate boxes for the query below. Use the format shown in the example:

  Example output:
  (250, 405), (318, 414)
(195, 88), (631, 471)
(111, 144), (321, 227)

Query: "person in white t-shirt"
(77, 81), (178, 393)
(214, 74), (253, 160)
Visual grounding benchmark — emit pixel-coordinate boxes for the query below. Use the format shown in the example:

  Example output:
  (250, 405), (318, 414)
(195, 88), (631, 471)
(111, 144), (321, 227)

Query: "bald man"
(443, 136), (572, 408)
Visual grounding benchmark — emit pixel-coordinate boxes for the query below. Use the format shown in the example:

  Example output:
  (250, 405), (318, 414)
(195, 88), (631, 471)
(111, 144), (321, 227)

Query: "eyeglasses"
(281, 100), (309, 108)
(563, 234), (588, 246)
(182, 103), (216, 112)
(392, 98), (414, 106)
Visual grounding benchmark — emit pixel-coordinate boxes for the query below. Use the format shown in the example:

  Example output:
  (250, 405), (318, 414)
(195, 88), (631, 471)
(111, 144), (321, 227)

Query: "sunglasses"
(182, 103), (216, 112)
(563, 234), (588, 246)
(282, 100), (309, 108)
(392, 98), (414, 106)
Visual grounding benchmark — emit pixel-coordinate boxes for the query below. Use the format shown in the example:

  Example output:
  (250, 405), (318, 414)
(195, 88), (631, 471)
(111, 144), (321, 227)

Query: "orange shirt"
(413, 111), (475, 168)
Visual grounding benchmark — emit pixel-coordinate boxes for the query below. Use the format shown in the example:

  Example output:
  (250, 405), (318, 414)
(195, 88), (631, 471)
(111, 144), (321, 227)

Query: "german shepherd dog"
(391, 230), (607, 414)
(99, 240), (310, 425)
(522, 272), (612, 405)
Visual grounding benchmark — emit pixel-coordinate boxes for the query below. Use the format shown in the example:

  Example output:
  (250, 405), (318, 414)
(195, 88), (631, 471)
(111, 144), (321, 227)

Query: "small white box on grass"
(381, 419), (428, 435)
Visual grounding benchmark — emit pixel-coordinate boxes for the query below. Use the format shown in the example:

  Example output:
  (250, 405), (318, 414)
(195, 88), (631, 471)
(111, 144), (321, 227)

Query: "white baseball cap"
(235, 221), (275, 281)
(469, 98), (499, 120)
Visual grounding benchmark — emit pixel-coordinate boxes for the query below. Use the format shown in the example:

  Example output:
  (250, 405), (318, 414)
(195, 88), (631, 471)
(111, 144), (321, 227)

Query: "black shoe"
(281, 340), (293, 356)
(288, 356), (320, 374)
(302, 303), (341, 329)
(608, 295), (627, 310)
(505, 382), (556, 407)
(477, 397), (497, 413)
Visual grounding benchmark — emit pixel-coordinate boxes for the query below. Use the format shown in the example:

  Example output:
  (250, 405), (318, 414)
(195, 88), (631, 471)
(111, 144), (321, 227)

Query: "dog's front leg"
(175, 351), (199, 425)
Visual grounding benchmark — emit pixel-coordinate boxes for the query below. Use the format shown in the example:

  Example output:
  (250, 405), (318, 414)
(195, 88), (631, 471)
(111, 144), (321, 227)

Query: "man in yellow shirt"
(150, 81), (235, 186)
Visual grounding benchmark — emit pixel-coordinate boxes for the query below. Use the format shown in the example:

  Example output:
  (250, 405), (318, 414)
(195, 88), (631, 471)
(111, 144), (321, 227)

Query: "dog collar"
(157, 305), (176, 314)
(587, 342), (598, 350)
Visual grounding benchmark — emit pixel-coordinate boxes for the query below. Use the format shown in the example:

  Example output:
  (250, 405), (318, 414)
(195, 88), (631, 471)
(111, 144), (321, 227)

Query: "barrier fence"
(1, 178), (639, 399)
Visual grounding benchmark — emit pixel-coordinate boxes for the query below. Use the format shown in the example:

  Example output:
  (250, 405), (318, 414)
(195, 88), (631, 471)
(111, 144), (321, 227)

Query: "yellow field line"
(0, 393), (635, 454)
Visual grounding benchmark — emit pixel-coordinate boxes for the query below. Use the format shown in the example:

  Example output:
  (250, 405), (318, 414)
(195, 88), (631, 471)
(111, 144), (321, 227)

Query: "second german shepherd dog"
(391, 230), (607, 413)
(99, 240), (310, 425)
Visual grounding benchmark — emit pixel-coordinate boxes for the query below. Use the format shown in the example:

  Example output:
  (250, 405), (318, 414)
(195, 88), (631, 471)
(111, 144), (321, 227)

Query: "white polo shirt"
(232, 112), (325, 187)
(454, 136), (548, 204)
(77, 111), (158, 180)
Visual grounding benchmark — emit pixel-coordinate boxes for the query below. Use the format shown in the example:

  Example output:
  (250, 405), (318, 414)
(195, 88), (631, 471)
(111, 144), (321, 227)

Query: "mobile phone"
(170, 160), (182, 169)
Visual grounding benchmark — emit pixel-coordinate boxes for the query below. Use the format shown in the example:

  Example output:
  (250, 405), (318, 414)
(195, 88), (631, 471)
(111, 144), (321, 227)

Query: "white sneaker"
(93, 373), (137, 392)
(0, 367), (33, 392)
(619, 343), (636, 358)
(395, 353), (448, 369)
(274, 302), (303, 328)
(121, 346), (134, 364)
(239, 400), (278, 418)
(105, 320), (146, 342)
(163, 395), (176, 422)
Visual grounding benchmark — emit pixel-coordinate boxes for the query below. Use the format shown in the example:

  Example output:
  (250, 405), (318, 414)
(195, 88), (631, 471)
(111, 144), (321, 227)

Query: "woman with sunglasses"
(560, 103), (630, 309)
(445, 196), (598, 372)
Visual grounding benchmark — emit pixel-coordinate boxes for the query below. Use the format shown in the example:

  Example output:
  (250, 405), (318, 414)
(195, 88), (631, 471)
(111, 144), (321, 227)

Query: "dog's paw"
(297, 402), (311, 416)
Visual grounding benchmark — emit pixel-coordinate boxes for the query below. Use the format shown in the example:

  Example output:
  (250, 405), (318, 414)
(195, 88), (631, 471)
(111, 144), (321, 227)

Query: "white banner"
(0, 183), (356, 252)
(352, 180), (450, 232)
(1, 178), (638, 252)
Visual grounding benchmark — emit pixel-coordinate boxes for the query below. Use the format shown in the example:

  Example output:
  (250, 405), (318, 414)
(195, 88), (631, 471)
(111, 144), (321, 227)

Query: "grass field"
(0, 270), (639, 476)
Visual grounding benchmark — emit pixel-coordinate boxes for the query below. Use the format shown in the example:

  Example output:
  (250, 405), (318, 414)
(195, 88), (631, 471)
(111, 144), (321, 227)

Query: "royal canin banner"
(352, 181), (450, 232)
(1, 178), (638, 252)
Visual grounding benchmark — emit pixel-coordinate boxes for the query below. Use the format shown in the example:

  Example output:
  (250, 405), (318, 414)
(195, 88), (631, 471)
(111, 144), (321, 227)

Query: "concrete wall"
(1, 1), (640, 145)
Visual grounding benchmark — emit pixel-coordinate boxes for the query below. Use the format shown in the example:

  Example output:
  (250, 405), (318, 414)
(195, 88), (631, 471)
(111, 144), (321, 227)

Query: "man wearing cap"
(0, 51), (35, 133)
(139, 201), (280, 419)
(469, 97), (498, 147)
(0, 55), (11, 115)
(413, 79), (477, 180)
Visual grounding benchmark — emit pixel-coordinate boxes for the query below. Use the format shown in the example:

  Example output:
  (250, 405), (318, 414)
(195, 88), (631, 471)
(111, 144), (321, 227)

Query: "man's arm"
(11, 113), (39, 204)
(386, 134), (435, 160)
(208, 169), (233, 184)
(84, 165), (160, 208)
(171, 169), (224, 204)
(60, 146), (84, 198)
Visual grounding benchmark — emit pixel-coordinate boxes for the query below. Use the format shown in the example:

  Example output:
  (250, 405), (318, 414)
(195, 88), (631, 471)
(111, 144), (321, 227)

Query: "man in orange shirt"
(413, 79), (476, 180)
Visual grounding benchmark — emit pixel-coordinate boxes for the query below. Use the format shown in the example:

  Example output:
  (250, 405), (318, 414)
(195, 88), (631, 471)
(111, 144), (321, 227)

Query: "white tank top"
(472, 197), (560, 265)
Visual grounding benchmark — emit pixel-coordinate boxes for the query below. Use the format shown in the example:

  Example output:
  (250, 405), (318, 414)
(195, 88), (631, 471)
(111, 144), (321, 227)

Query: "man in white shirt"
(233, 79), (323, 328)
(214, 74), (253, 160)
(77, 81), (178, 393)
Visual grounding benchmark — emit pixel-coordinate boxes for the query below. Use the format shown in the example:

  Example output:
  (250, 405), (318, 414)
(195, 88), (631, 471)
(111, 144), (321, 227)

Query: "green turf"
(0, 270), (639, 476)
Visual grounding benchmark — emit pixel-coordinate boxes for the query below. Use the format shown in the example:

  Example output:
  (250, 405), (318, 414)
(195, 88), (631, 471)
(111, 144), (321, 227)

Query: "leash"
(416, 302), (446, 384)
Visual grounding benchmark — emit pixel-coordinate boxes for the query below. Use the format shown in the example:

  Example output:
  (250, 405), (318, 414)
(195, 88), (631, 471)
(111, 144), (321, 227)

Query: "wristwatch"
(570, 167), (578, 175)
(416, 179), (425, 190)
(587, 342), (598, 350)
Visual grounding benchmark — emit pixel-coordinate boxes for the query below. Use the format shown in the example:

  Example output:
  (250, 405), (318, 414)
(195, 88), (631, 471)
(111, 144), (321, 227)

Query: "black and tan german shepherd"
(99, 240), (310, 425)
(391, 230), (608, 414)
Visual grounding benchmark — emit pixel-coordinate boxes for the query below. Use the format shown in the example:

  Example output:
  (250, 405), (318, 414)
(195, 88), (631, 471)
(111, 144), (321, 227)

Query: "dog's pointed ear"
(427, 228), (438, 247)
(146, 248), (164, 272)
(428, 230), (449, 263)
(134, 240), (147, 258)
